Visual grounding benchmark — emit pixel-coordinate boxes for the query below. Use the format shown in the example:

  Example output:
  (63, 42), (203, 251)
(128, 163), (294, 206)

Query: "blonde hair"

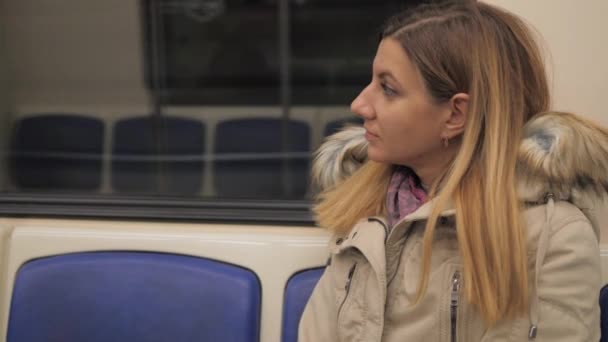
(314, 1), (549, 325)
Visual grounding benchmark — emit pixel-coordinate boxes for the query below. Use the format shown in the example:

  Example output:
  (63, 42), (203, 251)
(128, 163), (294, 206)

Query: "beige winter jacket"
(299, 112), (606, 342)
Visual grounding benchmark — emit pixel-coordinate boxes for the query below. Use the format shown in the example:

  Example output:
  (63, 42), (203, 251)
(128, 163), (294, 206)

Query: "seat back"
(214, 118), (310, 198)
(600, 284), (608, 341)
(323, 117), (363, 137)
(112, 116), (205, 194)
(7, 251), (261, 342)
(281, 267), (325, 342)
(10, 114), (104, 190)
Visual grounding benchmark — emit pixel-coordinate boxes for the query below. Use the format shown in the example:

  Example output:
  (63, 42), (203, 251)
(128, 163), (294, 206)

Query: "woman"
(299, 1), (608, 341)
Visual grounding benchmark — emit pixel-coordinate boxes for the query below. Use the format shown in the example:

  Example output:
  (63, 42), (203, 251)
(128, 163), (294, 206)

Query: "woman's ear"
(442, 93), (469, 138)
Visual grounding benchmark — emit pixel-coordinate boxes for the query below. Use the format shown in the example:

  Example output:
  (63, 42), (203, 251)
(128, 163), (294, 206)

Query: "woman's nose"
(350, 87), (375, 119)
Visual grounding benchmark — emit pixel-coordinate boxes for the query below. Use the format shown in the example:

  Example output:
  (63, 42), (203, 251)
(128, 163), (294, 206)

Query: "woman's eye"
(381, 83), (397, 97)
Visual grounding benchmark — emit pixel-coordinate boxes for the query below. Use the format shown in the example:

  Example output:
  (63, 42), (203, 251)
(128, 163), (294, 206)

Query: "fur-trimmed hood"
(313, 112), (608, 238)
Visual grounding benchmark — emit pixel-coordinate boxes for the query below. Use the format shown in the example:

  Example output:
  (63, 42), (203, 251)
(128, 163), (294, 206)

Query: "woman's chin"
(366, 148), (387, 163)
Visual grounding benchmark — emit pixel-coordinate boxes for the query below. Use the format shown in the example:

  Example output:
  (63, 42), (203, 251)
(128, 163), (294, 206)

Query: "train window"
(142, 0), (281, 105)
(0, 0), (427, 223)
(290, 0), (405, 105)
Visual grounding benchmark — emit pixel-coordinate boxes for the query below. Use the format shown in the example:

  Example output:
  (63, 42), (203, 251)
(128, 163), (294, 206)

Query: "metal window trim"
(0, 193), (314, 225)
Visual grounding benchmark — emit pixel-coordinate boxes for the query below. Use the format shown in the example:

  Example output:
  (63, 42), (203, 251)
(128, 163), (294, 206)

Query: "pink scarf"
(386, 166), (428, 227)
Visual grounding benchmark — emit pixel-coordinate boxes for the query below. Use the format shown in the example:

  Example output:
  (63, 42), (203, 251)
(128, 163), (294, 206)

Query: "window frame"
(0, 192), (314, 224)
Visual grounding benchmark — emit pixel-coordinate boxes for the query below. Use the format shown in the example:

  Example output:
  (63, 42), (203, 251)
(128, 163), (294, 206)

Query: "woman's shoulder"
(523, 200), (598, 253)
(524, 200), (589, 227)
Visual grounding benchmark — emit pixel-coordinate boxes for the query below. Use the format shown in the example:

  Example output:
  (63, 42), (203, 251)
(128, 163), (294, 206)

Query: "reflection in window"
(290, 0), (404, 104)
(0, 0), (427, 212)
(144, 0), (407, 105)
(143, 0), (280, 105)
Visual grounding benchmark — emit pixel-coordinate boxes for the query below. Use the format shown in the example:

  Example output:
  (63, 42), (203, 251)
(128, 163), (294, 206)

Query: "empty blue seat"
(112, 116), (205, 195)
(214, 118), (310, 199)
(281, 267), (325, 342)
(323, 117), (363, 137)
(7, 252), (261, 342)
(10, 114), (104, 190)
(601, 284), (608, 341)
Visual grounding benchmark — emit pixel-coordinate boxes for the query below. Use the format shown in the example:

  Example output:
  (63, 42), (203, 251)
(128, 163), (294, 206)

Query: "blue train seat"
(214, 118), (310, 199)
(281, 267), (325, 342)
(112, 116), (205, 194)
(10, 114), (104, 190)
(7, 252), (261, 342)
(600, 284), (608, 341)
(323, 117), (363, 137)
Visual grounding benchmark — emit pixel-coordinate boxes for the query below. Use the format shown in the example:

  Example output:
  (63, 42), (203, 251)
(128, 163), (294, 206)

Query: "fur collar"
(313, 112), (608, 236)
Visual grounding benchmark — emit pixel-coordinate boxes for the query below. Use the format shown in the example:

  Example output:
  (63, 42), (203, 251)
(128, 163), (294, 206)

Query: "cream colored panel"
(483, 0), (608, 125)
(0, 219), (329, 342)
(0, 222), (14, 336)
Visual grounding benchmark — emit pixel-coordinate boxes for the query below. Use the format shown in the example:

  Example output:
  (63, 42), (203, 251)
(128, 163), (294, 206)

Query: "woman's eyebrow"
(378, 71), (401, 87)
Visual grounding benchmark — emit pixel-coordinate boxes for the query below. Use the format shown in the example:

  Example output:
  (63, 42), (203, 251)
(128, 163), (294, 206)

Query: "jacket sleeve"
(482, 217), (602, 341)
(298, 258), (339, 342)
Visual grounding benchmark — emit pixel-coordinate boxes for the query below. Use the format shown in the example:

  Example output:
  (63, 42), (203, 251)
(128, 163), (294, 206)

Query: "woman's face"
(351, 38), (448, 168)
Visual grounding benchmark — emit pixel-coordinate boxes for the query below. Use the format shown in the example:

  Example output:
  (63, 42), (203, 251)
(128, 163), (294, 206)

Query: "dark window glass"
(290, 0), (404, 104)
(0, 0), (427, 222)
(143, 0), (280, 105)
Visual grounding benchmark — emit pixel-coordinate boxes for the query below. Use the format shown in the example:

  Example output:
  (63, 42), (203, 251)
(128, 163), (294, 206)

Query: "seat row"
(9, 113), (362, 198)
(7, 251), (324, 342)
(9, 240), (608, 341)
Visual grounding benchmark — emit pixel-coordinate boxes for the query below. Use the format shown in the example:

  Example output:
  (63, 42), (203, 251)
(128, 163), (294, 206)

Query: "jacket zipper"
(338, 262), (357, 319)
(450, 271), (461, 342)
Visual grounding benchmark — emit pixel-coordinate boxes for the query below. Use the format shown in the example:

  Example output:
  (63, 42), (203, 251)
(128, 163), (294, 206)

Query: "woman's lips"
(365, 130), (379, 140)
